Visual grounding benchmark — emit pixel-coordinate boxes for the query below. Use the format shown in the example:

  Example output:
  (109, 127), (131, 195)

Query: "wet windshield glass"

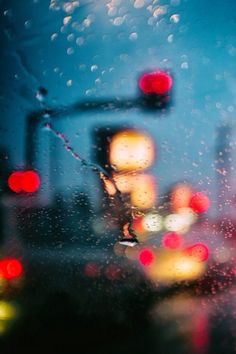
(1, 1), (236, 353)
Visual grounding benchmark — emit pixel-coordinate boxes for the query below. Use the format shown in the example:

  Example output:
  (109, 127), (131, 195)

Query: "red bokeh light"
(7, 171), (23, 193)
(0, 258), (23, 280)
(162, 232), (183, 249)
(8, 170), (40, 193)
(139, 71), (172, 95)
(138, 248), (155, 266)
(21, 170), (40, 193)
(184, 243), (209, 262)
(189, 192), (210, 213)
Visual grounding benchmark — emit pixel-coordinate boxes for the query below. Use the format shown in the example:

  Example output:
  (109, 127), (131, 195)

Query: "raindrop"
(113, 17), (124, 26)
(91, 65), (98, 72)
(170, 14), (180, 23)
(133, 0), (145, 9)
(76, 37), (84, 46)
(167, 34), (174, 43)
(24, 20), (32, 29)
(181, 62), (189, 69)
(67, 47), (74, 55)
(129, 32), (138, 41)
(66, 80), (73, 87)
(51, 33), (58, 41)
(36, 87), (47, 103)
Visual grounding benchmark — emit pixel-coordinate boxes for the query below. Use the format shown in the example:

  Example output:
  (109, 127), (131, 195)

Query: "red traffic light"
(8, 170), (40, 193)
(189, 192), (210, 213)
(0, 258), (23, 280)
(139, 71), (172, 95)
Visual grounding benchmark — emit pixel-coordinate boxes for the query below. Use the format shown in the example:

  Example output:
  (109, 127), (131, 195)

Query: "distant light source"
(162, 232), (183, 249)
(21, 170), (40, 193)
(8, 170), (40, 193)
(183, 243), (209, 262)
(171, 184), (192, 211)
(139, 71), (172, 95)
(7, 172), (23, 193)
(138, 248), (155, 266)
(109, 130), (155, 172)
(189, 192), (210, 213)
(164, 213), (190, 233)
(142, 212), (163, 232)
(130, 174), (156, 209)
(0, 259), (23, 280)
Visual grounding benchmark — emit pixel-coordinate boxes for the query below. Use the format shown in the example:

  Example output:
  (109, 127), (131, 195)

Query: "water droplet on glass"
(67, 47), (74, 55)
(170, 14), (180, 23)
(67, 33), (75, 42)
(24, 20), (32, 29)
(113, 17), (124, 26)
(63, 16), (71, 25)
(91, 65), (98, 72)
(129, 32), (138, 41)
(66, 79), (73, 87)
(167, 34), (174, 43)
(134, 0), (145, 9)
(51, 33), (58, 41)
(181, 62), (189, 69)
(76, 37), (84, 46)
(36, 87), (47, 103)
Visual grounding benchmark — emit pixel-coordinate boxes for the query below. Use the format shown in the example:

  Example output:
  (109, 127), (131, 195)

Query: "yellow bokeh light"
(130, 174), (156, 209)
(0, 301), (17, 321)
(145, 250), (205, 284)
(164, 213), (190, 233)
(171, 184), (192, 211)
(142, 212), (163, 232)
(109, 130), (155, 172)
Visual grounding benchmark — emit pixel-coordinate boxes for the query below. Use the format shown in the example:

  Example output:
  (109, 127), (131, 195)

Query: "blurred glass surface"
(1, 0), (236, 353)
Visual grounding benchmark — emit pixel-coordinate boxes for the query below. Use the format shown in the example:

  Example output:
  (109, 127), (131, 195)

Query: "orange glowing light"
(109, 130), (155, 172)
(183, 243), (209, 262)
(130, 174), (156, 209)
(171, 184), (192, 211)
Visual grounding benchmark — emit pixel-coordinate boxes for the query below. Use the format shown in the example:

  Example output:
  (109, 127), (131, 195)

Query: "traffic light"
(138, 70), (173, 109)
(7, 170), (40, 193)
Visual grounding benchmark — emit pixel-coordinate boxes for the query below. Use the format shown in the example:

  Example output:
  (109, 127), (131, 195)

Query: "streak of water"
(44, 122), (138, 245)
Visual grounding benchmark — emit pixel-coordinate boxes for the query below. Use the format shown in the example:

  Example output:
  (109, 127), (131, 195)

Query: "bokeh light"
(171, 184), (192, 211)
(189, 192), (210, 213)
(7, 172), (23, 193)
(183, 243), (209, 262)
(138, 248), (155, 266)
(8, 170), (40, 193)
(0, 259), (23, 280)
(142, 212), (163, 232)
(162, 232), (183, 249)
(139, 71), (172, 95)
(109, 130), (155, 172)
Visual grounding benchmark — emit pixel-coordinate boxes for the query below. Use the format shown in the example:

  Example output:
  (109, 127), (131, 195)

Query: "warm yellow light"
(0, 301), (16, 321)
(109, 130), (155, 172)
(164, 213), (190, 233)
(130, 174), (156, 209)
(171, 184), (192, 211)
(142, 212), (163, 232)
(177, 207), (198, 225)
(145, 250), (205, 284)
(113, 173), (134, 193)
